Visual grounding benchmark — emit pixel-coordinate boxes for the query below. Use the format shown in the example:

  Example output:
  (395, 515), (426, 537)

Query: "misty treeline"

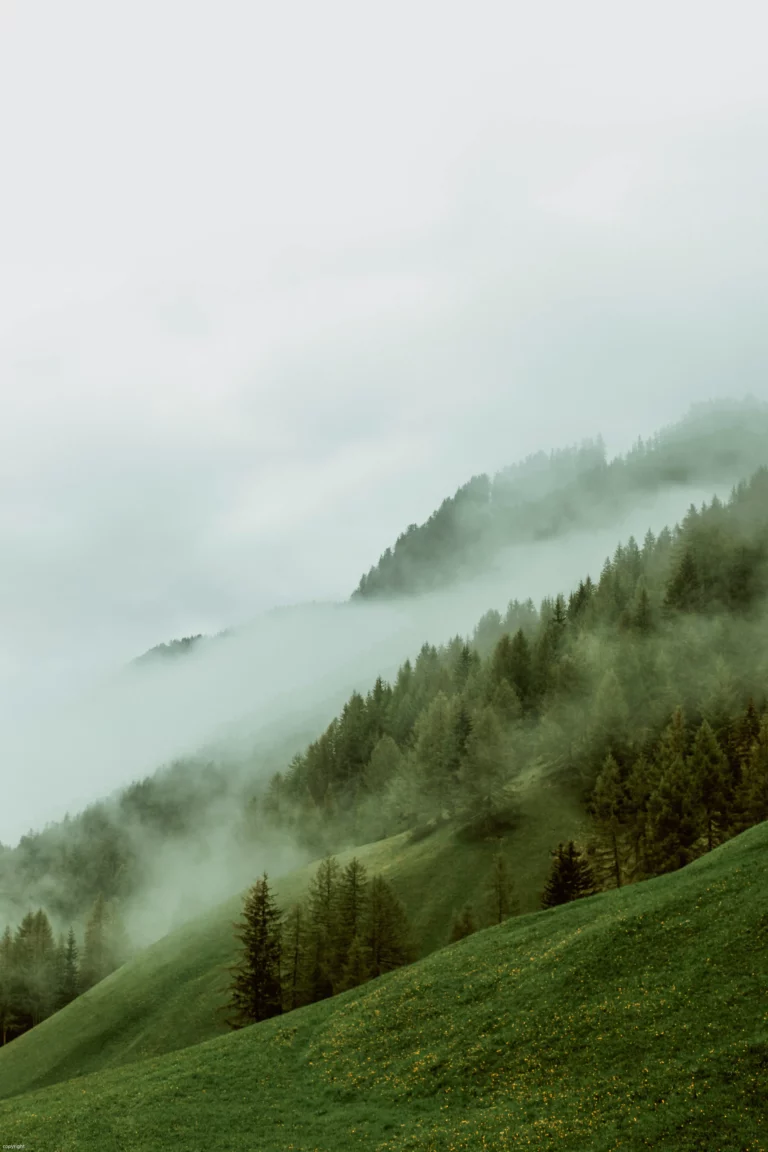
(226, 856), (413, 1028)
(353, 398), (768, 599)
(260, 468), (768, 885)
(0, 894), (127, 1045)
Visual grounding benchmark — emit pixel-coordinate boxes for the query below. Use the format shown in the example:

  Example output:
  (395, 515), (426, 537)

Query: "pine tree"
(362, 876), (412, 977)
(738, 717), (768, 827)
(664, 547), (702, 614)
(227, 874), (283, 1028)
(337, 935), (371, 992)
(688, 719), (729, 851)
(646, 753), (702, 872)
(449, 905), (477, 943)
(336, 858), (368, 974)
(0, 926), (16, 1045)
(541, 842), (594, 908)
(280, 903), (308, 1012)
(363, 735), (403, 793)
(591, 753), (626, 887)
(487, 849), (517, 924)
(458, 706), (508, 831)
(306, 855), (340, 1000)
(55, 927), (80, 1010)
(81, 894), (109, 990)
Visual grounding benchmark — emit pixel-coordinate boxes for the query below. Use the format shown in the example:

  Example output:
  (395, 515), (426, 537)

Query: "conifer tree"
(487, 849), (517, 924)
(541, 842), (594, 908)
(227, 874), (282, 1028)
(591, 753), (626, 887)
(664, 546), (702, 614)
(458, 706), (508, 830)
(0, 926), (16, 1045)
(449, 905), (478, 943)
(646, 754), (702, 872)
(336, 858), (368, 972)
(688, 719), (729, 851)
(306, 855), (340, 1000)
(738, 716), (768, 827)
(362, 876), (412, 977)
(280, 903), (308, 1012)
(363, 735), (402, 794)
(56, 927), (80, 1010)
(81, 894), (113, 990)
(337, 935), (371, 992)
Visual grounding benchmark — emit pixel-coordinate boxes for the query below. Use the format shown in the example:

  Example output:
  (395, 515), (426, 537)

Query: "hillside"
(0, 759), (585, 1102)
(353, 398), (768, 599)
(1, 819), (765, 1151)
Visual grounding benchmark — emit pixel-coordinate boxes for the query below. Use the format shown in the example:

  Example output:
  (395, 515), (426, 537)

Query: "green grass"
(1, 821), (766, 1151)
(0, 764), (585, 1103)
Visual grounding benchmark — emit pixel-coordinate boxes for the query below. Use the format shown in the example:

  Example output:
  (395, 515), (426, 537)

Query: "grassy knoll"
(0, 764), (585, 1102)
(0, 821), (765, 1151)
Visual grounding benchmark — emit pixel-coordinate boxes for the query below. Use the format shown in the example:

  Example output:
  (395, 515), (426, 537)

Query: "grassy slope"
(0, 762), (585, 1102)
(1, 822), (765, 1152)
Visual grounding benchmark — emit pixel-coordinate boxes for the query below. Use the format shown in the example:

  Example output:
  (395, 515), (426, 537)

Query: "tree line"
(261, 467), (768, 883)
(0, 894), (128, 1045)
(226, 857), (413, 1028)
(352, 399), (768, 599)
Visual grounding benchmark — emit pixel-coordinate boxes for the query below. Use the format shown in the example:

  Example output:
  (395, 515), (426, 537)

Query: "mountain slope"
(0, 761), (585, 1102)
(1, 820), (765, 1151)
(353, 398), (768, 599)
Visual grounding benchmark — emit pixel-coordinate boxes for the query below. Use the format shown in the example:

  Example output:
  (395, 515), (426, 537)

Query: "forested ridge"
(4, 415), (768, 1049)
(267, 466), (768, 878)
(353, 397), (768, 599)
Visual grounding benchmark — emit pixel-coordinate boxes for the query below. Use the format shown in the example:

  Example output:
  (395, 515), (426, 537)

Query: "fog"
(1, 481), (731, 850)
(3, 3), (768, 850)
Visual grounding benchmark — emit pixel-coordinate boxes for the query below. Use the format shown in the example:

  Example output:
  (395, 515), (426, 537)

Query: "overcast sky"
(2, 2), (768, 838)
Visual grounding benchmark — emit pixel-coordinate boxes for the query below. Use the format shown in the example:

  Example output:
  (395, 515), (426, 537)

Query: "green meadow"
(0, 819), (765, 1151)
(0, 761), (585, 1104)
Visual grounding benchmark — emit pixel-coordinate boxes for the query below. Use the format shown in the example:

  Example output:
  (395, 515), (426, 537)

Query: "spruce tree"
(337, 935), (371, 992)
(592, 753), (626, 887)
(56, 927), (80, 1010)
(487, 849), (516, 924)
(541, 842), (594, 908)
(306, 855), (340, 1000)
(688, 719), (729, 851)
(0, 926), (15, 1045)
(336, 858), (368, 973)
(227, 874), (282, 1028)
(646, 754), (702, 872)
(738, 717), (768, 827)
(280, 903), (308, 1012)
(362, 876), (412, 977)
(458, 706), (508, 831)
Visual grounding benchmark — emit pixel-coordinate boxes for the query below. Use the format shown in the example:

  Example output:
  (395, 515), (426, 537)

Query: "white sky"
(2, 1), (768, 838)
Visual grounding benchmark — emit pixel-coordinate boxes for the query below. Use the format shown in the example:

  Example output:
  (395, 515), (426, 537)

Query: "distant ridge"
(353, 396), (768, 599)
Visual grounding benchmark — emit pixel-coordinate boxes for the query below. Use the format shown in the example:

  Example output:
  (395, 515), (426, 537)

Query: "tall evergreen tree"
(306, 855), (341, 1000)
(336, 857), (368, 972)
(738, 716), (768, 828)
(0, 926), (16, 1045)
(280, 903), (308, 1012)
(541, 842), (594, 908)
(458, 706), (508, 830)
(55, 927), (80, 1010)
(487, 849), (516, 924)
(688, 720), (729, 851)
(591, 753), (626, 887)
(227, 874), (283, 1028)
(362, 876), (412, 977)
